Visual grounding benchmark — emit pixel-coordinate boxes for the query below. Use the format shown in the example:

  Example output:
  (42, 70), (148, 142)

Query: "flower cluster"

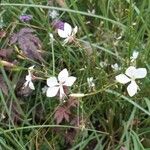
(22, 17), (147, 99)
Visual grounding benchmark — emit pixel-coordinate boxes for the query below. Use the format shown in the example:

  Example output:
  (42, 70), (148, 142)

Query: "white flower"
(115, 66), (147, 97)
(49, 10), (59, 19)
(87, 77), (95, 88)
(46, 68), (76, 100)
(100, 61), (108, 68)
(111, 63), (121, 71)
(24, 66), (35, 90)
(87, 9), (95, 14)
(130, 51), (139, 62)
(42, 86), (48, 94)
(49, 33), (54, 40)
(57, 22), (78, 44)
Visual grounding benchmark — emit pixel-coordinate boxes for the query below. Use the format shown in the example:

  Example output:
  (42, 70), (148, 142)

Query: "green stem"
(0, 124), (109, 135)
(0, 3), (126, 29)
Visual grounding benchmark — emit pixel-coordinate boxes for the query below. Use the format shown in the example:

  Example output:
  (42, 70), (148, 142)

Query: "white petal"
(64, 76), (76, 86)
(111, 63), (120, 71)
(63, 38), (69, 45)
(25, 74), (32, 81)
(47, 77), (58, 87)
(28, 65), (35, 70)
(29, 81), (35, 90)
(42, 86), (48, 94)
(58, 29), (68, 38)
(58, 68), (69, 83)
(64, 22), (72, 36)
(57, 22), (72, 38)
(125, 66), (136, 78)
(132, 51), (139, 59)
(46, 86), (59, 97)
(134, 68), (147, 79)
(127, 81), (138, 97)
(115, 74), (130, 84)
(59, 85), (65, 100)
(24, 80), (29, 87)
(87, 77), (93, 83)
(72, 26), (78, 36)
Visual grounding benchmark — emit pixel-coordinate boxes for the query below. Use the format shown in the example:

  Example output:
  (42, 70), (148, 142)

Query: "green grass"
(0, 0), (150, 149)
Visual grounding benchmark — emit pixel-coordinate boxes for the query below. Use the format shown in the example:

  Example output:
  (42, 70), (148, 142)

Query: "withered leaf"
(0, 49), (13, 59)
(67, 97), (79, 108)
(0, 75), (8, 96)
(10, 28), (44, 62)
(54, 106), (70, 124)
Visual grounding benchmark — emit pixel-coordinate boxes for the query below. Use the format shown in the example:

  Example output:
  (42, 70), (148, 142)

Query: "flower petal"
(25, 74), (32, 81)
(125, 66), (136, 78)
(58, 29), (68, 38)
(115, 74), (130, 84)
(72, 26), (78, 36)
(46, 86), (59, 97)
(47, 77), (58, 87)
(127, 81), (138, 97)
(64, 22), (72, 36)
(57, 22), (72, 38)
(29, 81), (35, 90)
(134, 68), (147, 79)
(64, 76), (76, 86)
(24, 80), (29, 87)
(58, 68), (69, 83)
(59, 85), (65, 100)
(63, 38), (69, 45)
(132, 51), (139, 59)
(28, 65), (34, 70)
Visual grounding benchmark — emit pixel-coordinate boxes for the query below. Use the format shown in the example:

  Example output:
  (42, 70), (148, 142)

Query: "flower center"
(131, 76), (136, 81)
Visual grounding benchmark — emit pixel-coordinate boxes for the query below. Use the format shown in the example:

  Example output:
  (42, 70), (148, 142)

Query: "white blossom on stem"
(116, 66), (147, 97)
(46, 68), (76, 100)
(57, 22), (78, 44)
(24, 66), (35, 90)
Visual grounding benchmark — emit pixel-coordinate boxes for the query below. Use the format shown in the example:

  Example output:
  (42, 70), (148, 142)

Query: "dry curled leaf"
(10, 28), (44, 62)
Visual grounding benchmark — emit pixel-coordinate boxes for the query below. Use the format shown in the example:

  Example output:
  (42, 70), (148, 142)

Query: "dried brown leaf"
(54, 106), (70, 124)
(10, 28), (44, 62)
(67, 97), (79, 108)
(0, 49), (13, 59)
